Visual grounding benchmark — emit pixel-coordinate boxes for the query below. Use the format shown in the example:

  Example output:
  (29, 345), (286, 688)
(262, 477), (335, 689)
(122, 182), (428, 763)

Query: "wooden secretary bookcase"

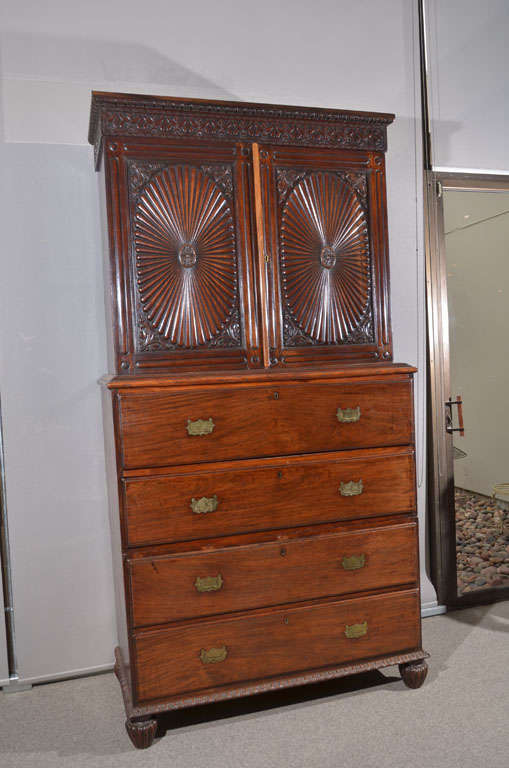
(89, 92), (428, 749)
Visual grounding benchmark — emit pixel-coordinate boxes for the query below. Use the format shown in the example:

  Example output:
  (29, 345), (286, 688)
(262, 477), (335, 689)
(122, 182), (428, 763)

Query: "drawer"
(128, 522), (418, 627)
(124, 447), (415, 546)
(133, 589), (420, 702)
(118, 378), (413, 469)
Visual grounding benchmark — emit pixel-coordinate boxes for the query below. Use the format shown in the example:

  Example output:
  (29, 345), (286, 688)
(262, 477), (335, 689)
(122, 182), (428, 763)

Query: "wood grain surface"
(123, 446), (415, 546)
(133, 589), (420, 702)
(119, 378), (413, 469)
(128, 522), (418, 626)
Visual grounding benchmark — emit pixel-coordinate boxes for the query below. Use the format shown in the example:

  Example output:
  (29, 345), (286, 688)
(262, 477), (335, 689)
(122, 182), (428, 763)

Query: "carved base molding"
(114, 645), (429, 726)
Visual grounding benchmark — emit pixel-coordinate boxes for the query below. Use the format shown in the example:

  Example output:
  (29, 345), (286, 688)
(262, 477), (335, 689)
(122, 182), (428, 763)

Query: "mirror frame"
(426, 170), (509, 607)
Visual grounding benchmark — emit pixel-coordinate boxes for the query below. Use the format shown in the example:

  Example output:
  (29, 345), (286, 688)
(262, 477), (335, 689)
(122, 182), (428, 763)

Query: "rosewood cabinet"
(89, 92), (428, 749)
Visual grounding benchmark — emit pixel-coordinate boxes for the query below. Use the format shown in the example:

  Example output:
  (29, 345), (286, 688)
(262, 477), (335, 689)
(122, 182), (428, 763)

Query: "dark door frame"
(426, 171), (509, 608)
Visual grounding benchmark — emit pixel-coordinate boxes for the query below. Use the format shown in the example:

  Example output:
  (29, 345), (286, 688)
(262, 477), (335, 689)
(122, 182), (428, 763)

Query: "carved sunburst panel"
(132, 164), (241, 350)
(279, 171), (373, 346)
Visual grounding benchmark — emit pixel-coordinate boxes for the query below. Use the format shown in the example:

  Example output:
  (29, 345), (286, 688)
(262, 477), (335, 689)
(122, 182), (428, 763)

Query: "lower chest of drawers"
(106, 370), (424, 711)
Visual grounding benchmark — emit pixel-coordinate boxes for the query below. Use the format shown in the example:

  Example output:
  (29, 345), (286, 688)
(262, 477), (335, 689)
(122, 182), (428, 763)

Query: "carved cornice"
(89, 92), (395, 168)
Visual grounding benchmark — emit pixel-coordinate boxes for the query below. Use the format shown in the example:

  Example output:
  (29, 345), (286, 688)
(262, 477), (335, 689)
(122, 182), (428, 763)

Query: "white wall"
(425, 0), (509, 172)
(0, 142), (117, 683)
(0, 398), (12, 686)
(0, 0), (435, 682)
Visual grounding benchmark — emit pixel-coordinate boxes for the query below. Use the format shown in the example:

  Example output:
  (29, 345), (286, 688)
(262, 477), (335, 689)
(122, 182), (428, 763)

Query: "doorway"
(427, 175), (509, 608)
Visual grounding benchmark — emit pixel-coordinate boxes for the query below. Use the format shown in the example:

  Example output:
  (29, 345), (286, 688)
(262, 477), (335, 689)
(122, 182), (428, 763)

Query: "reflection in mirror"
(444, 189), (509, 597)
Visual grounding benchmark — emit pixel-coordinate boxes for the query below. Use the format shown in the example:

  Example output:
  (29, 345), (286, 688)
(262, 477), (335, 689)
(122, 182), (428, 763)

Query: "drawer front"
(124, 448), (415, 546)
(129, 522), (418, 627)
(133, 589), (420, 702)
(119, 378), (413, 469)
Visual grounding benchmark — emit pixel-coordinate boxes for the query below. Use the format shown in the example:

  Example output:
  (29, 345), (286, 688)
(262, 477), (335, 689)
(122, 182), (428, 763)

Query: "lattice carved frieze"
(96, 111), (387, 152)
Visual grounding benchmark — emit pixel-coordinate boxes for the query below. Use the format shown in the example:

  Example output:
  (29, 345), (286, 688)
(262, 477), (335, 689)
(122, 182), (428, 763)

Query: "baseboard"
(1, 677), (32, 693)
(421, 601), (447, 617)
(1, 662), (114, 689)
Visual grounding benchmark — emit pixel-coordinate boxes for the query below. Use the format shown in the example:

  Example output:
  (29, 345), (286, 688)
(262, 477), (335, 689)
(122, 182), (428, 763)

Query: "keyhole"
(283, 617), (289, 625)
(280, 547), (287, 556)
(278, 471), (283, 479)
(273, 392), (279, 400)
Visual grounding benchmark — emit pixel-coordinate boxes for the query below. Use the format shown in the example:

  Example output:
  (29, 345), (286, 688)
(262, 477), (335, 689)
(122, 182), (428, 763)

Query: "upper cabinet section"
(89, 92), (394, 374)
(100, 137), (259, 372)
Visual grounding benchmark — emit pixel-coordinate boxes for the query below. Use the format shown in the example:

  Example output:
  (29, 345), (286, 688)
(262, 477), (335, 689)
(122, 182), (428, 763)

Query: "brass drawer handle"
(342, 554), (366, 571)
(187, 418), (215, 436)
(195, 574), (223, 593)
(190, 495), (219, 514)
(339, 480), (364, 497)
(200, 645), (228, 664)
(336, 406), (361, 423)
(345, 621), (368, 639)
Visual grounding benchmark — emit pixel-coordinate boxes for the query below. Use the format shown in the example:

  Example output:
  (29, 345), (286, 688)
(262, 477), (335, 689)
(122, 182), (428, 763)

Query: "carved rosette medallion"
(280, 171), (372, 345)
(133, 164), (240, 349)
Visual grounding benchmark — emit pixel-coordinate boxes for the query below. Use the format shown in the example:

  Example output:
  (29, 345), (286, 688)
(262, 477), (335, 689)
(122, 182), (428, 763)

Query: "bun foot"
(399, 659), (428, 689)
(125, 717), (157, 749)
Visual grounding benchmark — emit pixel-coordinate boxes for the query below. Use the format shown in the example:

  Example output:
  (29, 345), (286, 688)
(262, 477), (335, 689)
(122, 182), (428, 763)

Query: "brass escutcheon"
(200, 646), (228, 664)
(344, 621), (368, 639)
(187, 418), (215, 436)
(339, 480), (364, 497)
(336, 406), (361, 423)
(190, 495), (219, 515)
(194, 574), (223, 593)
(342, 554), (366, 571)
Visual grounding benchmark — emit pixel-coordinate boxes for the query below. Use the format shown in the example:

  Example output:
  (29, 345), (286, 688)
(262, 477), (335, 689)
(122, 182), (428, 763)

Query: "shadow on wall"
(1, 29), (237, 94)
(0, 30), (238, 145)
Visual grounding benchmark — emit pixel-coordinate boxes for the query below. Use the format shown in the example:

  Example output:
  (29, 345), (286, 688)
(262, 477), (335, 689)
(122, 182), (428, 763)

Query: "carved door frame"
(253, 143), (393, 368)
(103, 138), (262, 374)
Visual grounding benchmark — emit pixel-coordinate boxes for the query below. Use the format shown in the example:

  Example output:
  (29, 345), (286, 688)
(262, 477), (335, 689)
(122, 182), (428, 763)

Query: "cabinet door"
(104, 139), (261, 372)
(253, 144), (392, 367)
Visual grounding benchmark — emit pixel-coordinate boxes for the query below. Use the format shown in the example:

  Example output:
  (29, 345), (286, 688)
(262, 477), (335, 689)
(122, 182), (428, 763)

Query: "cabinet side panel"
(101, 388), (130, 676)
(98, 161), (116, 373)
(99, 153), (129, 374)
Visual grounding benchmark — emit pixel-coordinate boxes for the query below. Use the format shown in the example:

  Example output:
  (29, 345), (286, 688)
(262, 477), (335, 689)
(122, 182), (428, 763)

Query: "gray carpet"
(1, 601), (508, 768)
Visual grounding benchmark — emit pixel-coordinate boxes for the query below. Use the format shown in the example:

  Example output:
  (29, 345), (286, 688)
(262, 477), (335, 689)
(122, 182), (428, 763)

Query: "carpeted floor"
(1, 601), (508, 768)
